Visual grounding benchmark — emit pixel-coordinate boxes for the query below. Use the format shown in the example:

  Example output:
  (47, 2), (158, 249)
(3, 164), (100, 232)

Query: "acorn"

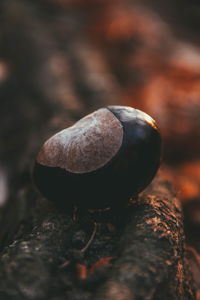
(33, 106), (161, 210)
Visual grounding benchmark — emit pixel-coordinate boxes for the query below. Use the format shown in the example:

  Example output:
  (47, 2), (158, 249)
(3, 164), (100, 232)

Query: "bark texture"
(0, 178), (195, 299)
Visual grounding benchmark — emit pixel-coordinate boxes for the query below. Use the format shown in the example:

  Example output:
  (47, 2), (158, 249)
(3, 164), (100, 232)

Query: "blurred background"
(1, 0), (200, 297)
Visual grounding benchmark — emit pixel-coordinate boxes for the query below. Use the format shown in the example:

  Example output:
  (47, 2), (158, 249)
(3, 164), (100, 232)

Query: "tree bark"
(0, 177), (195, 299)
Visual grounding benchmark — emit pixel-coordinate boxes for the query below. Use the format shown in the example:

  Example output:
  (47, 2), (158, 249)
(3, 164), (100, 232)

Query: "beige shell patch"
(37, 108), (123, 173)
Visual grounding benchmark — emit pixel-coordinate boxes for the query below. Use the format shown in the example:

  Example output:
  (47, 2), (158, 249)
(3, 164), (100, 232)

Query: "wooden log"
(0, 187), (74, 300)
(0, 177), (195, 299)
(93, 177), (195, 300)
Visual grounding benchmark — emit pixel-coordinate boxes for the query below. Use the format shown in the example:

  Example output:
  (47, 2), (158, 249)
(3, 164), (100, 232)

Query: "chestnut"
(33, 106), (161, 210)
